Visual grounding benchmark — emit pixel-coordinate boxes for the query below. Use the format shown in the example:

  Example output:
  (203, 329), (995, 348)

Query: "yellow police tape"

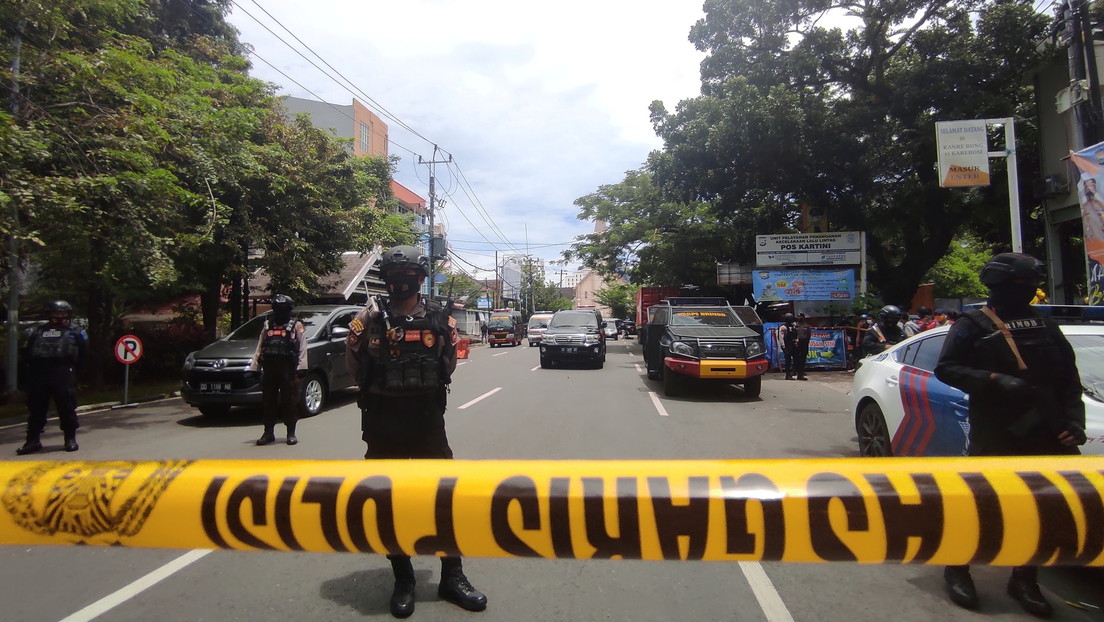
(0, 457), (1102, 565)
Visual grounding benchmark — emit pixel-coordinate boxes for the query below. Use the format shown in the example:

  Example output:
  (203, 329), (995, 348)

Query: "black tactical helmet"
(47, 300), (72, 315)
(878, 304), (903, 323)
(782, 312), (795, 323)
(379, 245), (429, 278)
(979, 252), (1046, 288)
(272, 293), (294, 310)
(917, 306), (932, 317)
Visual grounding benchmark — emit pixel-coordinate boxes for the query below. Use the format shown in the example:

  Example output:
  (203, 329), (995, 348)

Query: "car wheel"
(300, 372), (327, 417)
(742, 375), (762, 398)
(646, 368), (659, 380)
(198, 404), (230, 418)
(663, 367), (684, 397)
(857, 401), (893, 457)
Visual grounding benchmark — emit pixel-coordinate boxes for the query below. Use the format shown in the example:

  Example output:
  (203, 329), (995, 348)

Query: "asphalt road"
(0, 338), (1099, 621)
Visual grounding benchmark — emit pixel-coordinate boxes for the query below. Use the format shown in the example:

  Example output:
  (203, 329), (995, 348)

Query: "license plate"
(563, 347), (577, 353)
(200, 383), (232, 393)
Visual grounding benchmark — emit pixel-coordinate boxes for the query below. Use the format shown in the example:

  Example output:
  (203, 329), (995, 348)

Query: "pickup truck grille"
(695, 338), (747, 358)
(547, 335), (586, 345)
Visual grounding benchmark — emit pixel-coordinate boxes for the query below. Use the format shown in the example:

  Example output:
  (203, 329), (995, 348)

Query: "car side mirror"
(331, 326), (351, 340)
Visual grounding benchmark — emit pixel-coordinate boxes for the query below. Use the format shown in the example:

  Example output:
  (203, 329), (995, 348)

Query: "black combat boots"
(388, 556), (416, 618)
(286, 422), (298, 446)
(1007, 567), (1052, 618)
(63, 431), (78, 452)
(16, 433), (42, 455)
(438, 558), (487, 612)
(256, 426), (276, 446)
(944, 565), (978, 610)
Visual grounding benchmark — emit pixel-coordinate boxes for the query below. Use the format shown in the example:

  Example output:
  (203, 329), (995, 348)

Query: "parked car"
(620, 318), (637, 336)
(642, 297), (768, 398)
(181, 304), (362, 417)
(850, 321), (1104, 457)
(539, 309), (607, 368)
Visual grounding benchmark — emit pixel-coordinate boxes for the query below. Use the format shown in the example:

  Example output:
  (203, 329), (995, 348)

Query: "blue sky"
(224, 0), (706, 280)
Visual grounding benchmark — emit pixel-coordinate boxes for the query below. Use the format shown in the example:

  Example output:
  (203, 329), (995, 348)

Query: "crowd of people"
(838, 305), (958, 370)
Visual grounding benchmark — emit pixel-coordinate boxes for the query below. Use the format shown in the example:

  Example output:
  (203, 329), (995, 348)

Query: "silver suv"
(539, 309), (607, 369)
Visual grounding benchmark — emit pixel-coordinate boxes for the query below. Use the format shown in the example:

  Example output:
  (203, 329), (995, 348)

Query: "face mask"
(386, 275), (421, 300)
(989, 282), (1036, 310)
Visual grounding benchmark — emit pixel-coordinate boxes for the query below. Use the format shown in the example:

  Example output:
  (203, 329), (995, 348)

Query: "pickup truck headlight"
(746, 340), (765, 357)
(585, 334), (600, 344)
(670, 341), (696, 357)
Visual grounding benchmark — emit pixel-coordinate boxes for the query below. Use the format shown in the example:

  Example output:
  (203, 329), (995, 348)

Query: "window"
(359, 122), (370, 153)
(910, 335), (946, 372)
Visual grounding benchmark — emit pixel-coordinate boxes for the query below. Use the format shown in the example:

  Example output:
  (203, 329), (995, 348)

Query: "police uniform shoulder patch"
(450, 327), (459, 346)
(349, 317), (365, 334)
(448, 316), (457, 328)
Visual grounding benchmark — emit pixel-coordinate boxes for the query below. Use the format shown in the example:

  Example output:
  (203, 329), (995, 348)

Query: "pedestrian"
(903, 306), (934, 336)
(784, 313), (812, 380)
(479, 319), (488, 343)
(861, 305), (906, 357)
(16, 300), (87, 455)
(248, 293), (307, 446)
(345, 245), (487, 619)
(778, 313), (794, 378)
(932, 308), (953, 327)
(934, 252), (1085, 618)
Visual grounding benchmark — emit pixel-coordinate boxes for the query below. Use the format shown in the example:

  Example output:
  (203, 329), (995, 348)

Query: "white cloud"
(227, 0), (705, 279)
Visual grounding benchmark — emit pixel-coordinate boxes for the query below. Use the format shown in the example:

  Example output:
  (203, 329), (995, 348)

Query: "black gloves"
(1063, 423), (1088, 445)
(990, 373), (1033, 401)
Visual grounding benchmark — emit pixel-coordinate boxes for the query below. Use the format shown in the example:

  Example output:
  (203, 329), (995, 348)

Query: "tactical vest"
(261, 320), (299, 360)
(961, 308), (1065, 387)
(366, 304), (452, 394)
(29, 325), (76, 362)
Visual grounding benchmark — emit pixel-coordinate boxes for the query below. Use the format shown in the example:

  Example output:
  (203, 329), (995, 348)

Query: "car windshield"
(488, 318), (514, 329)
(528, 320), (548, 329)
(668, 307), (743, 327)
(226, 311), (333, 341)
(1067, 334), (1104, 402)
(550, 313), (597, 329)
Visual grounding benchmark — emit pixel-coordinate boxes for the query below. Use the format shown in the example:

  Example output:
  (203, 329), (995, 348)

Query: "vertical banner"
(936, 120), (990, 187)
(1070, 142), (1104, 305)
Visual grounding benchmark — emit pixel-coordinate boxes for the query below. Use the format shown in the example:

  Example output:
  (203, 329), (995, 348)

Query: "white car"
(850, 322), (1104, 457)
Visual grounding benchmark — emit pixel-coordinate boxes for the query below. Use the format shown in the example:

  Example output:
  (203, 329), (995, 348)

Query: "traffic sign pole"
(113, 335), (143, 408)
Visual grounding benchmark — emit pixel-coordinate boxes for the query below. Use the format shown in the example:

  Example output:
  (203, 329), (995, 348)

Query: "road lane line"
(647, 391), (669, 417)
(457, 387), (502, 409)
(634, 364), (643, 373)
(493, 351), (510, 357)
(530, 365), (540, 371)
(58, 549), (212, 622)
(738, 561), (795, 622)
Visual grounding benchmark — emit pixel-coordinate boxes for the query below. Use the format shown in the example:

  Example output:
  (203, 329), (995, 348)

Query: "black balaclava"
(385, 273), (422, 301)
(988, 281), (1037, 311)
(272, 306), (292, 324)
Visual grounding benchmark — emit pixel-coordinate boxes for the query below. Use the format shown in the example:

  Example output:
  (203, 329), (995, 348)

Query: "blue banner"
(766, 324), (848, 371)
(753, 269), (855, 302)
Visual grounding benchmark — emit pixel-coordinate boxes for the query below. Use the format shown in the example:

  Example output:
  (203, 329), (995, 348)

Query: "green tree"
(595, 282), (637, 319)
(571, 0), (1055, 305)
(924, 234), (993, 298)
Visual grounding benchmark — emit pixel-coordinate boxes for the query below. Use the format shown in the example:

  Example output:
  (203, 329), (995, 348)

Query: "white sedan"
(850, 323), (1104, 457)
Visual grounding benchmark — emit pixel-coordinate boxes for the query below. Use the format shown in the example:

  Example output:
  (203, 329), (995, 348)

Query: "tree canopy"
(568, 0), (1056, 307)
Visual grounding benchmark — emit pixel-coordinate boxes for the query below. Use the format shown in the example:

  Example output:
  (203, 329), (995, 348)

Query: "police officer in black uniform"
(248, 294), (308, 446)
(17, 300), (87, 454)
(934, 252), (1085, 618)
(861, 304), (906, 357)
(345, 245), (487, 619)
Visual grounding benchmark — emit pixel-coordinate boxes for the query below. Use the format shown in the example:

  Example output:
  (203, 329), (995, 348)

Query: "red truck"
(636, 286), (681, 326)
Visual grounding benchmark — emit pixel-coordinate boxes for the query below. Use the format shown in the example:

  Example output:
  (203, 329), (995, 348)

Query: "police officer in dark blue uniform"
(861, 304), (906, 357)
(17, 300), (87, 454)
(345, 245), (486, 619)
(249, 294), (308, 446)
(935, 252), (1085, 618)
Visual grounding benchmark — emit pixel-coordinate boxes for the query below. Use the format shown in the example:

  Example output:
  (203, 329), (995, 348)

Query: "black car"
(539, 309), (607, 369)
(181, 305), (362, 417)
(620, 318), (637, 336)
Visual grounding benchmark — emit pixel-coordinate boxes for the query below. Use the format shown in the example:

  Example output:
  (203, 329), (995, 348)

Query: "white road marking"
(738, 561), (795, 622)
(58, 549), (212, 622)
(457, 387), (502, 409)
(457, 361), (468, 366)
(634, 364), (644, 373)
(530, 365), (540, 371)
(647, 391), (669, 417)
(493, 351), (510, 357)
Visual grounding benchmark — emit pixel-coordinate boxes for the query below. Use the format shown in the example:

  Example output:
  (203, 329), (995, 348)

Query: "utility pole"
(1066, 0), (1102, 149)
(7, 19), (26, 398)
(418, 146), (452, 301)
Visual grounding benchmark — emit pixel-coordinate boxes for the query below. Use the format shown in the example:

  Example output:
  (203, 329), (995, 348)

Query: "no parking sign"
(114, 334), (143, 365)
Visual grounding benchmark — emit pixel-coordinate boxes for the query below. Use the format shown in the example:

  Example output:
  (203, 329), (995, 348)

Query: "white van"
(527, 312), (555, 347)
